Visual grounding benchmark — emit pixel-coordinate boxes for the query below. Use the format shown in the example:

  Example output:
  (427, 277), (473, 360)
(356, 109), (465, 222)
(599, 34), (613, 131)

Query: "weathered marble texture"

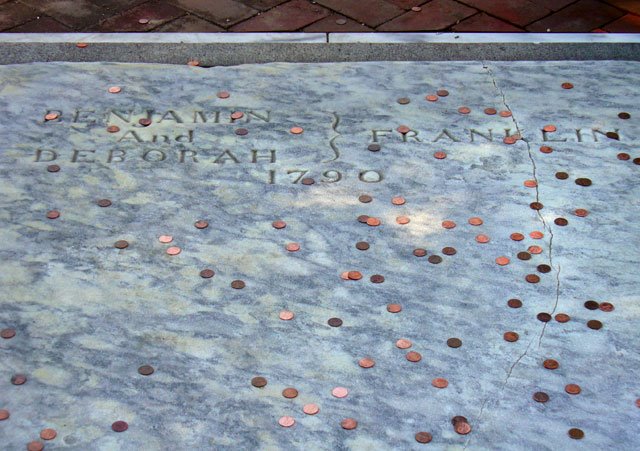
(0, 61), (638, 450)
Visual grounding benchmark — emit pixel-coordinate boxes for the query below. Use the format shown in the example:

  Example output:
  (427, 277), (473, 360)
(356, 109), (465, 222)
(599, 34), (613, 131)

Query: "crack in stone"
(324, 111), (340, 162)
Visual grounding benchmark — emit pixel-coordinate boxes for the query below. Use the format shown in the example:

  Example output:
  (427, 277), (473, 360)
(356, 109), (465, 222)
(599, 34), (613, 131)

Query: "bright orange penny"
(543, 125), (557, 132)
(40, 428), (57, 440)
(44, 113), (59, 121)
(528, 245), (543, 254)
(442, 220), (456, 229)
(431, 378), (448, 388)
(458, 106), (471, 114)
(396, 216), (410, 225)
(366, 217), (381, 226)
(475, 234), (490, 243)
(396, 339), (412, 349)
(510, 232), (524, 241)
(565, 384), (581, 394)
(290, 126), (304, 134)
(158, 235), (173, 243)
(286, 243), (300, 252)
(529, 231), (544, 239)
(406, 351), (422, 362)
(166, 246), (181, 255)
(434, 151), (447, 159)
(397, 125), (410, 134)
(108, 86), (121, 94)
(358, 357), (375, 368)
(468, 217), (483, 226)
(495, 256), (510, 266)
(279, 310), (294, 320)
(425, 94), (438, 102)
(524, 179), (537, 188)
(499, 110), (512, 117)
(347, 271), (362, 280)
(391, 196), (406, 205)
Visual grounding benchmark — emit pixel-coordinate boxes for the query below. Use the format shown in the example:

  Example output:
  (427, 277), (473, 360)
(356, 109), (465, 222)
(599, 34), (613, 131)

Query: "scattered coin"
(432, 378), (448, 388)
(138, 365), (154, 376)
(411, 6), (422, 12)
(332, 386), (349, 398)
(396, 339), (412, 349)
(503, 331), (519, 342)
(537, 264), (551, 273)
(524, 179), (537, 188)
(1, 328), (16, 339)
(575, 177), (592, 186)
(415, 431), (432, 443)
(138, 18), (149, 24)
(406, 351), (422, 362)
(366, 217), (380, 226)
(507, 298), (522, 308)
(368, 143), (381, 152)
(537, 312), (552, 322)
(530, 231), (544, 239)
(158, 235), (173, 243)
(138, 118), (152, 126)
(565, 384), (581, 394)
(303, 404), (319, 415)
(606, 131), (619, 140)
(391, 196), (406, 205)
(231, 280), (245, 289)
(114, 240), (128, 249)
(359, 194), (372, 203)
(47, 164), (60, 172)
(530, 202), (544, 210)
(370, 274), (385, 283)
(272, 220), (287, 229)
(454, 421), (472, 435)
(433, 151), (447, 159)
(542, 125), (557, 133)
(341, 418), (358, 430)
(217, 91), (230, 99)
(285, 243), (300, 252)
(231, 111), (244, 120)
(97, 199), (112, 207)
(397, 125), (411, 134)
(413, 248), (427, 257)
(290, 126), (304, 134)
(617, 152), (630, 160)
(584, 300), (599, 310)
(561, 82), (574, 89)
(533, 391), (549, 403)
(543, 359), (559, 369)
(458, 106), (471, 114)
(282, 388), (298, 398)
(387, 304), (402, 313)
(525, 274), (540, 283)
(499, 110), (512, 117)
(587, 319), (603, 330)
(484, 107), (497, 115)
(235, 128), (249, 136)
(397, 97), (410, 104)
(0, 409), (9, 420)
(599, 302), (614, 312)
(166, 246), (181, 255)
(555, 313), (570, 323)
(396, 215), (410, 225)
(279, 416), (295, 427)
(574, 208), (589, 217)
(436, 89), (449, 97)
(44, 112), (59, 121)
(251, 376), (267, 388)
(27, 441), (44, 451)
(328, 317), (343, 327)
(468, 217), (483, 226)
(554, 217), (568, 226)
(447, 338), (462, 348)
(517, 251), (531, 261)
(279, 310), (294, 320)
(428, 255), (442, 264)
(194, 220), (209, 229)
(111, 420), (128, 432)
(46, 210), (60, 219)
(475, 234), (490, 243)
(76, 42), (88, 48)
(356, 241), (369, 250)
(442, 247), (456, 256)
(301, 177), (315, 185)
(496, 256), (510, 266)
(555, 171), (569, 180)
(618, 112), (631, 119)
(568, 428), (584, 439)
(442, 220), (456, 229)
(348, 271), (362, 280)
(359, 357), (375, 368)
(528, 245), (543, 254)
(108, 86), (121, 94)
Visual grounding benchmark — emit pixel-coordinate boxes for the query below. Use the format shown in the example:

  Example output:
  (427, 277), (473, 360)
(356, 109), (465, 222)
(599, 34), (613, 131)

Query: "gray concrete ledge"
(0, 33), (638, 65)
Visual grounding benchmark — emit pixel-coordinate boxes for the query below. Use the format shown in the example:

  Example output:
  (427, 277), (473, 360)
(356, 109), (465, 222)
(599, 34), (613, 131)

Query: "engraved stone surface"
(0, 61), (639, 449)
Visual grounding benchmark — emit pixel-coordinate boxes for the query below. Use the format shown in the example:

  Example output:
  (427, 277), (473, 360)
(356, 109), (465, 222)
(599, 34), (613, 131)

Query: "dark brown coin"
(397, 97), (410, 104)
(413, 248), (427, 257)
(97, 199), (112, 207)
(442, 247), (456, 256)
(368, 143), (381, 152)
(525, 274), (540, 283)
(587, 320), (603, 330)
(530, 202), (544, 210)
(235, 128), (248, 135)
(507, 298), (522, 308)
(606, 131), (619, 140)
(251, 376), (267, 387)
(447, 338), (462, 348)
(200, 269), (215, 278)
(451, 416), (468, 426)
(584, 300), (599, 310)
(517, 251), (531, 261)
(415, 432), (432, 443)
(436, 89), (449, 97)
(537, 312), (552, 322)
(355, 241), (369, 250)
(428, 255), (442, 264)
(194, 220), (209, 229)
(107, 125), (120, 133)
(11, 374), (26, 385)
(138, 118), (152, 126)
(357, 215), (369, 223)
(301, 178), (315, 185)
(370, 274), (385, 283)
(484, 107), (497, 115)
(537, 264), (551, 273)
(599, 302), (614, 312)
(1, 328), (16, 339)
(358, 194), (372, 203)
(231, 280), (245, 289)
(47, 164), (60, 172)
(112, 420), (128, 432)
(387, 304), (402, 313)
(503, 331), (519, 342)
(618, 112), (631, 119)
(575, 178), (592, 186)
(617, 152), (630, 160)
(555, 171), (569, 180)
(341, 418), (358, 430)
(634, 157), (640, 165)
(138, 365), (154, 376)
(543, 359), (559, 369)
(554, 217), (568, 226)
(282, 388), (298, 398)
(533, 391), (549, 403)
(114, 240), (129, 249)
(328, 317), (343, 327)
(561, 82), (574, 89)
(568, 428), (584, 439)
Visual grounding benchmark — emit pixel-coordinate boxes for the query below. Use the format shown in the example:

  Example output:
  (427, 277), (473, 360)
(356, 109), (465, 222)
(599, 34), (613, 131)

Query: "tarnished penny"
(387, 304), (402, 313)
(46, 210), (60, 219)
(525, 274), (540, 283)
(282, 388), (299, 398)
(575, 177), (592, 186)
(617, 152), (630, 160)
(139, 118), (152, 126)
(533, 391), (549, 403)
(328, 317), (343, 327)
(231, 280), (245, 289)
(27, 441), (44, 451)
(217, 91), (230, 99)
(279, 416), (295, 427)
(442, 247), (456, 256)
(279, 310), (294, 320)
(510, 232), (524, 241)
(356, 241), (369, 250)
(1, 328), (16, 339)
(397, 97), (410, 104)
(451, 416), (468, 425)
(425, 94), (438, 102)
(507, 298), (522, 308)
(574, 208), (589, 217)
(432, 378), (448, 388)
(235, 128), (249, 136)
(272, 220), (287, 229)
(138, 365), (154, 376)
(413, 248), (427, 257)
(584, 300), (599, 310)
(406, 351), (422, 362)
(503, 331), (519, 342)
(454, 422), (471, 435)
(565, 384), (581, 394)
(599, 302), (614, 312)
(587, 319), (603, 330)
(111, 420), (128, 432)
(359, 194), (372, 203)
(97, 199), (112, 207)
(231, 111), (244, 120)
(114, 240), (128, 249)
(458, 106), (471, 114)
(537, 264), (551, 273)
(341, 418), (357, 430)
(396, 338), (412, 349)
(368, 143), (381, 152)
(543, 359), (559, 369)
(484, 107), (497, 115)
(0, 409), (9, 420)
(561, 82), (574, 89)
(358, 357), (375, 368)
(415, 431), (433, 443)
(568, 428), (584, 439)
(194, 220), (208, 229)
(428, 255), (442, 264)
(554, 217), (568, 226)
(436, 89), (449, 97)
(47, 164), (60, 172)
(200, 269), (214, 278)
(303, 404), (319, 415)
(530, 201), (544, 210)
(332, 386), (349, 398)
(447, 338), (462, 348)
(370, 274), (385, 283)
(251, 376), (267, 388)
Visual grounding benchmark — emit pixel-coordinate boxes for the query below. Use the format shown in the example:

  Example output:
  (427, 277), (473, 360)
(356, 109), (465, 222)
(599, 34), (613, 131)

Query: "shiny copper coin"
(397, 97), (410, 104)
(217, 91), (230, 99)
(542, 125), (557, 133)
(282, 387), (299, 398)
(599, 302), (614, 312)
(508, 298), (523, 308)
(425, 94), (438, 102)
(368, 143), (381, 152)
(441, 247), (456, 256)
(510, 232), (524, 241)
(530, 202), (544, 210)
(279, 310), (294, 320)
(396, 215), (410, 225)
(561, 82), (574, 89)
(303, 404), (319, 415)
(44, 112), (59, 121)
(158, 235), (173, 243)
(47, 164), (60, 172)
(397, 125), (410, 134)
(112, 420), (128, 432)
(575, 177), (592, 186)
(428, 255), (442, 264)
(387, 303), (402, 313)
(565, 384), (581, 394)
(503, 136), (517, 145)
(524, 179), (537, 188)
(499, 110), (512, 117)
(584, 300), (599, 310)
(332, 386), (349, 398)
(556, 171), (569, 180)
(413, 248), (427, 257)
(370, 274), (385, 283)
(359, 194), (372, 203)
(97, 199), (112, 207)
(451, 416), (468, 426)
(574, 208), (589, 217)
(537, 312), (552, 322)
(503, 331), (519, 342)
(475, 234), (490, 243)
(27, 441), (44, 451)
(433, 151), (447, 159)
(432, 378), (448, 388)
(454, 422), (471, 435)
(528, 245), (543, 254)
(539, 146), (552, 155)
(525, 274), (540, 283)
(533, 391), (549, 403)
(468, 217), (483, 226)
(495, 256), (510, 266)
(442, 220), (456, 229)
(618, 112), (631, 119)
(484, 107), (497, 115)
(199, 269), (214, 279)
(341, 418), (358, 430)
(517, 251), (531, 260)
(231, 111), (244, 120)
(231, 280), (245, 289)
(279, 416), (295, 427)
(194, 220), (209, 229)
(537, 264), (551, 273)
(396, 338), (412, 349)
(272, 220), (286, 229)
(555, 313), (570, 323)
(328, 317), (343, 327)
(1, 328), (16, 339)
(587, 319), (603, 330)
(0, 409), (9, 420)
(391, 196), (406, 205)
(359, 357), (375, 368)
(166, 246), (181, 255)
(436, 89), (449, 97)
(554, 217), (568, 226)
(46, 210), (60, 219)
(637, 399), (640, 408)
(138, 365), (154, 376)
(406, 351), (422, 362)
(108, 86), (121, 94)
(285, 243), (300, 252)
(235, 128), (248, 136)
(366, 217), (380, 226)
(616, 152), (631, 161)
(290, 126), (303, 134)
(76, 42), (88, 48)
(543, 359), (559, 369)
(447, 338), (462, 348)
(458, 106), (471, 114)
(568, 428), (584, 439)
(301, 177), (315, 185)
(114, 240), (128, 249)
(356, 241), (369, 250)
(530, 231), (544, 239)
(348, 271), (362, 280)
(251, 376), (267, 388)
(415, 431), (433, 443)
(139, 118), (152, 126)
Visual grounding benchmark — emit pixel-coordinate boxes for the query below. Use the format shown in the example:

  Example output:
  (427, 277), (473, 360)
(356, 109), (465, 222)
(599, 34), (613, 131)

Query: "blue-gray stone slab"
(0, 61), (638, 450)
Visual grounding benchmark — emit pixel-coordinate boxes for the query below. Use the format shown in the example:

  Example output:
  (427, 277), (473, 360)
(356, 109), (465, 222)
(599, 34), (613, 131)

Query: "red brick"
(527, 0), (625, 31)
(303, 13), (374, 31)
(603, 13), (640, 32)
(378, 0), (476, 31)
(154, 14), (225, 31)
(20, 0), (108, 30)
(457, 0), (550, 26)
(168, 0), (257, 27)
(527, 0), (576, 12)
(234, 0), (288, 11)
(89, 0), (186, 31)
(0, 1), (37, 31)
(603, 0), (640, 15)
(452, 12), (523, 31)
(385, 0), (426, 9)
(315, 0), (404, 27)
(6, 16), (71, 32)
(231, 0), (328, 31)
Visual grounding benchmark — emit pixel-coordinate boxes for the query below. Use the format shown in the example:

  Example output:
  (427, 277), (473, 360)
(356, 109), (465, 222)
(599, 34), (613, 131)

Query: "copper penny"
(556, 171), (569, 180)
(341, 418), (358, 430)
(332, 386), (349, 398)
(290, 126), (304, 134)
(433, 151), (447, 159)
(358, 194), (372, 203)
(1, 328), (16, 339)
(44, 112), (59, 121)
(27, 442), (44, 451)
(285, 243), (300, 252)
(397, 125), (410, 134)
(587, 319), (602, 330)
(503, 331), (519, 342)
(525, 274), (540, 283)
(166, 246), (181, 255)
(561, 82), (574, 89)
(366, 217), (380, 226)
(328, 317), (343, 327)
(279, 310), (294, 320)
(272, 220), (287, 229)
(47, 164), (60, 172)
(217, 91), (230, 99)
(442, 247), (456, 256)
(568, 428), (584, 439)
(158, 235), (173, 243)
(533, 391), (549, 403)
(495, 256), (510, 266)
(0, 409), (9, 420)
(235, 128), (249, 136)
(138, 365), (154, 376)
(425, 94), (438, 102)
(356, 241), (369, 250)
(303, 404), (319, 415)
(484, 107), (497, 115)
(251, 376), (267, 388)
(76, 42), (88, 48)
(537, 312), (552, 322)
(406, 351), (422, 362)
(565, 384), (581, 394)
(503, 136), (517, 145)
(434, 89), (448, 97)
(187, 60), (200, 67)
(575, 177), (592, 186)
(340, 271), (350, 280)
(387, 304), (402, 313)
(279, 416), (295, 427)
(542, 125), (557, 133)
(359, 357), (375, 368)
(139, 118), (152, 126)
(348, 271), (362, 280)
(415, 431), (433, 443)
(451, 416), (468, 426)
(537, 264), (551, 273)
(524, 179), (537, 188)
(368, 143), (381, 152)
(194, 220), (209, 229)
(397, 97), (410, 104)
(432, 378), (448, 388)
(97, 199), (112, 207)
(200, 269), (215, 278)
(508, 298), (522, 308)
(114, 240), (128, 249)
(458, 106), (471, 114)
(447, 338), (462, 348)
(468, 217), (483, 226)
(475, 234), (490, 243)
(617, 152), (630, 160)
(108, 86), (121, 94)
(107, 125), (120, 132)
(442, 220), (456, 229)
(454, 422), (472, 435)
(111, 420), (128, 432)
(607, 131), (620, 140)
(396, 215), (410, 225)
(618, 112), (631, 119)
(391, 196), (406, 205)
(584, 300), (599, 310)
(46, 210), (60, 219)
(231, 111), (244, 120)
(428, 255), (442, 264)
(282, 388), (299, 398)
(396, 338), (412, 349)
(528, 245), (543, 254)
(413, 248), (427, 257)
(574, 208), (589, 217)
(510, 232), (524, 241)
(499, 110), (512, 117)
(517, 251), (531, 261)
(530, 231), (544, 239)
(543, 359), (559, 369)
(599, 302), (614, 312)
(554, 217), (568, 226)
(530, 202), (544, 210)
(231, 280), (245, 289)
(555, 313), (570, 323)
(370, 274), (385, 283)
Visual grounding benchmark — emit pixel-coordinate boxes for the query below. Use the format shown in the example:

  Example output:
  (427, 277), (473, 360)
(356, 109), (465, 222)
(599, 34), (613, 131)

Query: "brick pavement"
(0, 0), (638, 33)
